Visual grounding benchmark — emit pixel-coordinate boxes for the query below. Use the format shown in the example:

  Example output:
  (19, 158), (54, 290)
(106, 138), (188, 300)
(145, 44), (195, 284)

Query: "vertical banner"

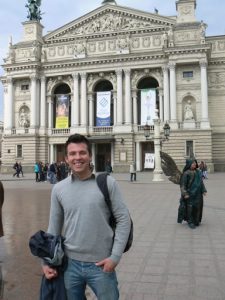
(56, 95), (69, 129)
(96, 91), (111, 127)
(144, 153), (155, 169)
(141, 89), (156, 125)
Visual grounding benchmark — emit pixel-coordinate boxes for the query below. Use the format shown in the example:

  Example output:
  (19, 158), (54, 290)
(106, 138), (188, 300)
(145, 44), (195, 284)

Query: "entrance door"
(142, 142), (154, 170)
(96, 143), (111, 172)
(56, 144), (66, 162)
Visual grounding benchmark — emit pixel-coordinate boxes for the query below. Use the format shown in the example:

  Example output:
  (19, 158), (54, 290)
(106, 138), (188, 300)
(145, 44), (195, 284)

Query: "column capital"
(80, 72), (87, 79)
(72, 72), (79, 80)
(168, 61), (176, 70)
(30, 74), (38, 81)
(200, 59), (208, 68)
(116, 69), (123, 76)
(162, 65), (169, 73)
(41, 76), (46, 83)
(6, 77), (13, 84)
(124, 68), (131, 75)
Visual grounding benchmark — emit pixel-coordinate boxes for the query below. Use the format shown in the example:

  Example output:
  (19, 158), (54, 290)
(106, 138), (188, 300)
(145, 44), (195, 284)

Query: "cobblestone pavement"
(0, 172), (225, 300)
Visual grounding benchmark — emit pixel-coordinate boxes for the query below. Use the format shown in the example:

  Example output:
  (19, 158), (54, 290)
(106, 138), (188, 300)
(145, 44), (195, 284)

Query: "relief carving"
(108, 40), (116, 51)
(180, 6), (192, 15)
(49, 47), (56, 57)
(58, 46), (65, 56)
(142, 37), (151, 48)
(208, 73), (225, 88)
(88, 43), (96, 53)
(131, 37), (140, 49)
(68, 13), (154, 37)
(153, 35), (161, 47)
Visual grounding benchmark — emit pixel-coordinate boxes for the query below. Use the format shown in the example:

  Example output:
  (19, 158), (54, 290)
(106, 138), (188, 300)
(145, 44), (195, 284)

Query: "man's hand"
(42, 265), (58, 279)
(95, 258), (117, 272)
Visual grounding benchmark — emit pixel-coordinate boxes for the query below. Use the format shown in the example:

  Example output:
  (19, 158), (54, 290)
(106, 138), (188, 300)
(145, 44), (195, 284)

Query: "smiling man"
(42, 134), (131, 300)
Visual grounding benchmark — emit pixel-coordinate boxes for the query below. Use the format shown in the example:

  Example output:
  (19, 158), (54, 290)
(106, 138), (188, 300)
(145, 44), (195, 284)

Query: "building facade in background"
(1, 0), (225, 173)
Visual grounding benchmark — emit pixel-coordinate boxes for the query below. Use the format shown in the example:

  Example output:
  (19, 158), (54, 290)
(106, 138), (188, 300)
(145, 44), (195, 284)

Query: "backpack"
(96, 173), (133, 253)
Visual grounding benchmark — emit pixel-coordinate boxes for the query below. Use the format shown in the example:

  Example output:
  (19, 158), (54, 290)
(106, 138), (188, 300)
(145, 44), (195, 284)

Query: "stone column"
(40, 76), (46, 128)
(72, 72), (79, 127)
(5, 77), (14, 129)
(80, 72), (87, 127)
(200, 60), (210, 128)
(50, 144), (54, 164)
(136, 141), (141, 171)
(48, 97), (53, 129)
(113, 92), (117, 125)
(153, 118), (164, 182)
(132, 90), (138, 125)
(162, 66), (170, 121)
(169, 62), (177, 126)
(116, 69), (123, 125)
(124, 69), (131, 124)
(30, 75), (38, 128)
(159, 88), (163, 121)
(88, 93), (94, 127)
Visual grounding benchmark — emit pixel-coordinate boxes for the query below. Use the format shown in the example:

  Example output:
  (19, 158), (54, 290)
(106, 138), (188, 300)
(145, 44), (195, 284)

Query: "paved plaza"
(1, 171), (225, 300)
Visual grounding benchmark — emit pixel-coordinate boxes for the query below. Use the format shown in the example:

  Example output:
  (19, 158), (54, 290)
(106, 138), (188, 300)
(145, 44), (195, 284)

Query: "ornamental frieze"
(60, 12), (158, 38)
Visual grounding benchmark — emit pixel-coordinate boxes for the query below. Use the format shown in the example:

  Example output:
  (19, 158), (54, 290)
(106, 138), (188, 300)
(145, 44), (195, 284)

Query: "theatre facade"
(1, 0), (225, 173)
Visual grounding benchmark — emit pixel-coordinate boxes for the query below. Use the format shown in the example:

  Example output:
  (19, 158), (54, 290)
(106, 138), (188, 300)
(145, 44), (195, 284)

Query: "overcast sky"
(0, 0), (225, 121)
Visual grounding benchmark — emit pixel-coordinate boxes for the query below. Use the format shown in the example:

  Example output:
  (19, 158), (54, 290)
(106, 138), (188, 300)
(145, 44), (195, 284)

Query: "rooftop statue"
(25, 0), (42, 21)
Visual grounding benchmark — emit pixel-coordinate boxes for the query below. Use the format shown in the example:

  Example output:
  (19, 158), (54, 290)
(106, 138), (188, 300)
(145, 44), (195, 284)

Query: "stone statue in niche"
(162, 31), (168, 48)
(184, 100), (194, 120)
(168, 26), (174, 47)
(19, 107), (30, 127)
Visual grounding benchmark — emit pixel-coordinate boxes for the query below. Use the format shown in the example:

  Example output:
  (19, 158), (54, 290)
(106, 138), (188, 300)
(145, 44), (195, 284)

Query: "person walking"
(129, 162), (136, 182)
(34, 162), (39, 182)
(42, 134), (131, 300)
(13, 161), (19, 178)
(105, 159), (112, 174)
(178, 158), (207, 229)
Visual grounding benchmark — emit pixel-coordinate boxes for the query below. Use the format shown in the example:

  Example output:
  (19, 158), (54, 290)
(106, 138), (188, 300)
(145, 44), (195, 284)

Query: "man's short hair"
(65, 134), (92, 155)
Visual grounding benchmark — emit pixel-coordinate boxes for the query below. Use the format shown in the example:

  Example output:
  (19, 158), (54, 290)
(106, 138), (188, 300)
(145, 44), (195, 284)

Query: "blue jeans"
(64, 258), (119, 300)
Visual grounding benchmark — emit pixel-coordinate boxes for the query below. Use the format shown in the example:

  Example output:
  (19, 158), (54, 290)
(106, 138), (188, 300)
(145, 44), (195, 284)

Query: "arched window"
(94, 80), (114, 126)
(137, 77), (159, 125)
(53, 84), (71, 128)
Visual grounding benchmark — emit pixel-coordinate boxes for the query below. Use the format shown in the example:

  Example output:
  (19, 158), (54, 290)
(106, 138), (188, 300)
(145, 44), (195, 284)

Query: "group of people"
(177, 158), (207, 229)
(12, 162), (24, 178)
(34, 161), (69, 183)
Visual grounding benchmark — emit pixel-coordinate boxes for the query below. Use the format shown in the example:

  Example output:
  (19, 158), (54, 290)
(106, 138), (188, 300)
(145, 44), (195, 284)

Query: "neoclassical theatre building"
(1, 0), (225, 173)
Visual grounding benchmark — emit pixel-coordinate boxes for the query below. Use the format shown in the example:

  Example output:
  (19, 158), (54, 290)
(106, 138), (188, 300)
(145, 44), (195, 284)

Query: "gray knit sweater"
(47, 174), (131, 264)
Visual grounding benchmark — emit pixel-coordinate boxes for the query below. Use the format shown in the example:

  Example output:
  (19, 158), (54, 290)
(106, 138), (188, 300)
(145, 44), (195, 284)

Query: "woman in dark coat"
(177, 159), (207, 229)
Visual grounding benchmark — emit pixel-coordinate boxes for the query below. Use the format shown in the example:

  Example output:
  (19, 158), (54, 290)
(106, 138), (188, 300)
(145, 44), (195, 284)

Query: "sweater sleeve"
(47, 185), (64, 236)
(107, 177), (131, 263)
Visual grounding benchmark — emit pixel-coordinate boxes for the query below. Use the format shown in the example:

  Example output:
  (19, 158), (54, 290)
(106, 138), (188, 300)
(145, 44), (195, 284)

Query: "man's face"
(65, 142), (92, 177)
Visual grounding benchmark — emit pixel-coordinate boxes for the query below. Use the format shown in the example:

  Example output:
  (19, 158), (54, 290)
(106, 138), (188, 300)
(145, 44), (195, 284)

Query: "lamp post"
(144, 112), (170, 182)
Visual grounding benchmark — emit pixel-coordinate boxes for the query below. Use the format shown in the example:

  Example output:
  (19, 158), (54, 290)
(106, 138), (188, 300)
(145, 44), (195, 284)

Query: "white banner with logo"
(141, 89), (156, 125)
(144, 153), (155, 169)
(96, 91), (111, 126)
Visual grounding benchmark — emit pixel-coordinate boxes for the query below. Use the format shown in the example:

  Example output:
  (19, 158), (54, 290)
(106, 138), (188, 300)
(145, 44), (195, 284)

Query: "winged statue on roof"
(26, 0), (42, 21)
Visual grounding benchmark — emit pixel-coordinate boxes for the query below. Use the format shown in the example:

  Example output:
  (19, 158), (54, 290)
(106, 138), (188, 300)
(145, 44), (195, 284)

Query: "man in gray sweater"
(42, 134), (131, 300)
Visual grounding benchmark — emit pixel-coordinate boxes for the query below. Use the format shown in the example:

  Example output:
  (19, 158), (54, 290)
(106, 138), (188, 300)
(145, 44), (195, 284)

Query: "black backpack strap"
(96, 173), (112, 211)
(96, 173), (116, 228)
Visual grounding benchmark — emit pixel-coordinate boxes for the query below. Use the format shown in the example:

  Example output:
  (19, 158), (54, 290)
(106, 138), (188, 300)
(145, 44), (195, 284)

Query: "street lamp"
(144, 113), (170, 182)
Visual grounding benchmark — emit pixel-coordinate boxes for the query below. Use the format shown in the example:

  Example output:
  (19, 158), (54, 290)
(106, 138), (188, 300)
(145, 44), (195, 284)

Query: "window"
(183, 71), (193, 78)
(16, 144), (23, 158)
(21, 84), (29, 91)
(186, 140), (194, 157)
